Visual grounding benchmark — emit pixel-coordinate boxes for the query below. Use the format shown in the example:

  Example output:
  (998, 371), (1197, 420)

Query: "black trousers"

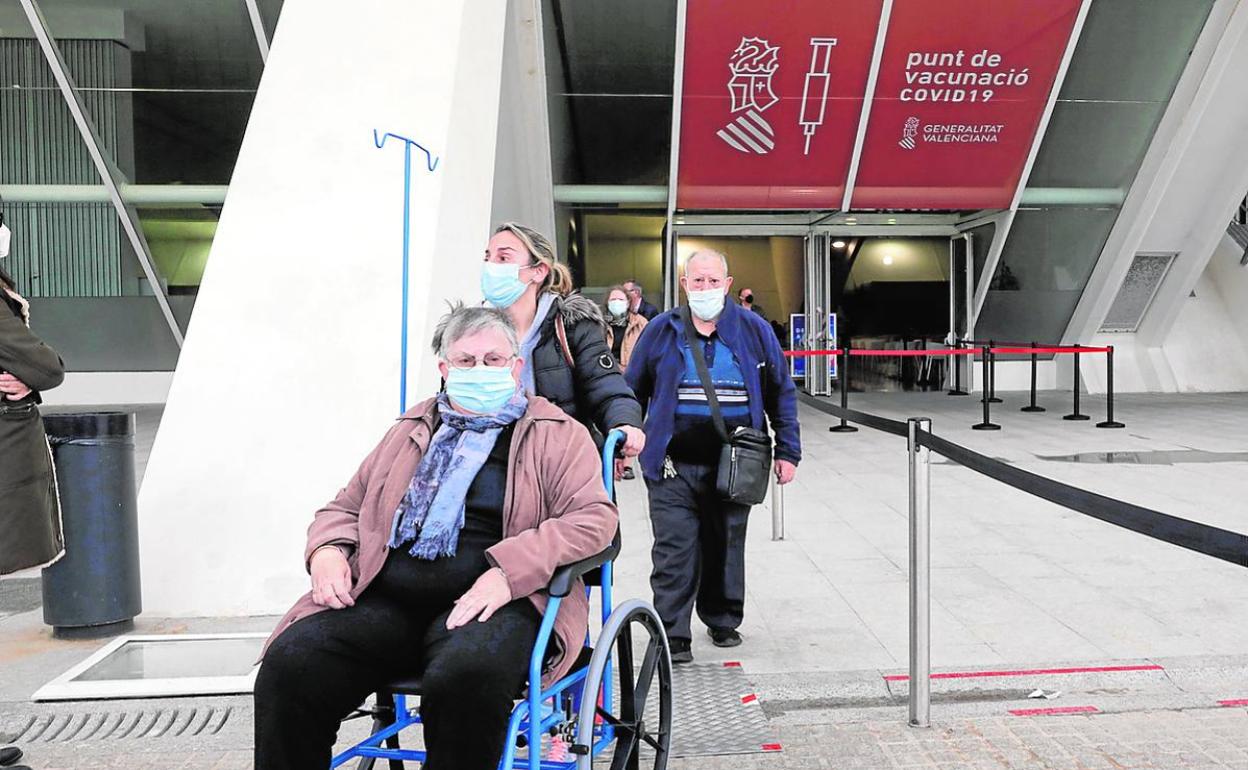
(254, 549), (540, 770)
(646, 460), (751, 642)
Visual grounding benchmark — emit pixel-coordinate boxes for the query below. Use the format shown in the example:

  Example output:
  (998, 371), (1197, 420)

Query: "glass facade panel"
(977, 0), (1216, 344)
(2, 1), (263, 372)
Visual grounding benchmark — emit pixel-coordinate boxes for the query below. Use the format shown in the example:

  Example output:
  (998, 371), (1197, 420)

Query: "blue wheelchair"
(332, 430), (674, 769)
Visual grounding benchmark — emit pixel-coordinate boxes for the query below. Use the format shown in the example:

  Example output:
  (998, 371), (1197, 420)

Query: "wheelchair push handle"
(602, 428), (626, 495)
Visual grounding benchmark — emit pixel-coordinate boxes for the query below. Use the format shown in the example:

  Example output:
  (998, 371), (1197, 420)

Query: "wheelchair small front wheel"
(573, 598), (672, 770)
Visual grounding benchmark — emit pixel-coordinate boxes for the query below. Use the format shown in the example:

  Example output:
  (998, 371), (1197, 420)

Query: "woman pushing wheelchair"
(254, 303), (619, 770)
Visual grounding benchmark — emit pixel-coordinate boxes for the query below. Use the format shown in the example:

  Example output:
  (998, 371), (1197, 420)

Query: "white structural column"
(138, 0), (511, 616)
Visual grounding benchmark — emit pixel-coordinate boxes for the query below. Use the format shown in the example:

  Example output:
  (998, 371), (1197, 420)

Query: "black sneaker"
(707, 627), (742, 648)
(669, 639), (693, 664)
(0, 746), (22, 767)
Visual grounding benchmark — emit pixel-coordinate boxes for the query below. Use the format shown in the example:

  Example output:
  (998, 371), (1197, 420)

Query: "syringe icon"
(799, 37), (838, 155)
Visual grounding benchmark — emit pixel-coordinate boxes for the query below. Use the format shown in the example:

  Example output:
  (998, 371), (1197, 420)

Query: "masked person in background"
(623, 279), (659, 321)
(254, 304), (618, 770)
(480, 223), (645, 456)
(0, 266), (66, 577)
(624, 250), (801, 663)
(602, 285), (648, 375)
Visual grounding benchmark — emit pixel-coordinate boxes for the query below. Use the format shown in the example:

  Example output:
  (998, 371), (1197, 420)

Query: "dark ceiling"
(548, 0), (676, 186)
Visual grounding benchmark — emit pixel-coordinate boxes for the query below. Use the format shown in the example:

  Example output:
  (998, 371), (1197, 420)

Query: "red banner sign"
(848, 0), (1082, 210)
(675, 0), (885, 210)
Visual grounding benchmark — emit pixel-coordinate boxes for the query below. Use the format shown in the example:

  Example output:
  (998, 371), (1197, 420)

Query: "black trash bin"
(41, 412), (141, 639)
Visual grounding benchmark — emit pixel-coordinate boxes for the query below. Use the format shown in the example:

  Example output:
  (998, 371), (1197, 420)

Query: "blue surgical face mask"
(607, 299), (628, 318)
(686, 287), (726, 321)
(445, 364), (518, 414)
(481, 262), (530, 309)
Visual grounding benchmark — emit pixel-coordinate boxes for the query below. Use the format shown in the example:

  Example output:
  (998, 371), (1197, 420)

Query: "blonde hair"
(494, 222), (574, 297)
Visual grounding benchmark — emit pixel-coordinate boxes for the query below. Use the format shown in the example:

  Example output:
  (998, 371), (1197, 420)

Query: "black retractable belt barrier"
(972, 345), (1000, 431)
(948, 339), (968, 396)
(987, 340), (1002, 404)
(1064, 344), (1090, 421)
(829, 347), (858, 434)
(1021, 342), (1046, 413)
(916, 429), (1248, 569)
(1097, 345), (1125, 429)
(800, 392), (907, 438)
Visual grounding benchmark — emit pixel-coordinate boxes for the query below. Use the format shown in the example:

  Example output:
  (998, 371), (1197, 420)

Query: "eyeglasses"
(446, 353), (514, 370)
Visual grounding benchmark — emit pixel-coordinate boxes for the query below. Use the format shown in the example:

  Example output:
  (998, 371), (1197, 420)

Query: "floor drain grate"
(14, 707), (233, 742)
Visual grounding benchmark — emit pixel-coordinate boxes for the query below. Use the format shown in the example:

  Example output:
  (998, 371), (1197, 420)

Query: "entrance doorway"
(807, 233), (961, 393)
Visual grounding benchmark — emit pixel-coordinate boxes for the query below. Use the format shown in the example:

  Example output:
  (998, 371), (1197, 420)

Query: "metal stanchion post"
(987, 340), (1002, 404)
(907, 417), (932, 729)
(1064, 344), (1090, 421)
(1097, 345), (1125, 429)
(948, 339), (967, 396)
(972, 345), (1000, 430)
(1021, 341), (1045, 413)
(830, 347), (858, 433)
(770, 472), (785, 541)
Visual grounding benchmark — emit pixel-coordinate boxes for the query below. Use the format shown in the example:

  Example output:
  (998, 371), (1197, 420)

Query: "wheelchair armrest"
(547, 530), (621, 598)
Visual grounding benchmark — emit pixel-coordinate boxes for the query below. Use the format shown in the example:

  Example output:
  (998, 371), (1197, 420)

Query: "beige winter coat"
(262, 395), (618, 687)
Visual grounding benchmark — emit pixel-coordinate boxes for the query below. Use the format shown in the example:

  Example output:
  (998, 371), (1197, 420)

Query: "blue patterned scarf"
(388, 389), (528, 559)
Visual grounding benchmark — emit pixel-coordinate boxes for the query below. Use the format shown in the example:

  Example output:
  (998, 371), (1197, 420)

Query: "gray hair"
(431, 302), (519, 359)
(684, 249), (729, 276)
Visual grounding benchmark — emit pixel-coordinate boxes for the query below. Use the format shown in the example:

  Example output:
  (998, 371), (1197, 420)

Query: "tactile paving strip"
(665, 661), (779, 758)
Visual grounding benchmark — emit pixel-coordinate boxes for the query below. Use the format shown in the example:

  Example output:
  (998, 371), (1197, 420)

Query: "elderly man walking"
(625, 250), (800, 662)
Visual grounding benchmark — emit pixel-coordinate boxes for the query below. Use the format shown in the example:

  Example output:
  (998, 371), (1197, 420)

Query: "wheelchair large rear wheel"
(573, 599), (672, 770)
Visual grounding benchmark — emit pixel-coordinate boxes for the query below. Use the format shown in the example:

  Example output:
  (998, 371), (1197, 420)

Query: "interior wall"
(674, 236), (804, 321)
(847, 238), (950, 290)
(585, 237), (663, 298)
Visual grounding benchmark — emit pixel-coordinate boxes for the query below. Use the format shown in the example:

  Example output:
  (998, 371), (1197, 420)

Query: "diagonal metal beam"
(18, 0), (184, 346)
(242, 0), (270, 64)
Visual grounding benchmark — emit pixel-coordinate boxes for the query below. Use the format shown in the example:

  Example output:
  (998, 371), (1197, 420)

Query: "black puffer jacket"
(530, 293), (642, 436)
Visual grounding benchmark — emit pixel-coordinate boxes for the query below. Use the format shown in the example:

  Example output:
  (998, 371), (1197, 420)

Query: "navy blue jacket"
(625, 300), (801, 481)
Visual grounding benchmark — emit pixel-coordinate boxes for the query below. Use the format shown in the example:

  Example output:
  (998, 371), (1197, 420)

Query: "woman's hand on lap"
(447, 567), (512, 629)
(310, 546), (354, 609)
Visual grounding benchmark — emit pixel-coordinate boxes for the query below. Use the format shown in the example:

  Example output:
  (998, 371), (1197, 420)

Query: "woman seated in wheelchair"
(254, 303), (618, 770)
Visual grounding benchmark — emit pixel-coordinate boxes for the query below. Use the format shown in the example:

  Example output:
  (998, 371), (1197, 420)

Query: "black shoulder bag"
(681, 308), (773, 505)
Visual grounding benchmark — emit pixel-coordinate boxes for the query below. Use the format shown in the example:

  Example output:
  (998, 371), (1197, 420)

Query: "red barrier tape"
(847, 349), (979, 357)
(782, 346), (1110, 358)
(993, 346), (1111, 355)
(782, 349), (843, 357)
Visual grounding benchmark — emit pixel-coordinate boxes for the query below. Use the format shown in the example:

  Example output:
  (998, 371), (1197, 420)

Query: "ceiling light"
(882, 255), (894, 266)
(845, 218), (857, 225)
(832, 240), (846, 249)
(887, 218), (897, 224)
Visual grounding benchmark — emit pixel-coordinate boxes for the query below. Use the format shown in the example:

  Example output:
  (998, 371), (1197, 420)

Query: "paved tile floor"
(3, 391), (1247, 768)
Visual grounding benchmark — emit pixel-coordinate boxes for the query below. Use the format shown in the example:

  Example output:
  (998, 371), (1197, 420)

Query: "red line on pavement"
(761, 743), (783, 752)
(1218, 699), (1248, 707)
(1009, 706), (1100, 717)
(883, 664), (1163, 682)
(723, 661), (742, 668)
(741, 693), (758, 704)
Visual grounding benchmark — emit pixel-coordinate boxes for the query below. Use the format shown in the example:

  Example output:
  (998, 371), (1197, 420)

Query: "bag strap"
(680, 307), (730, 442)
(554, 314), (574, 367)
